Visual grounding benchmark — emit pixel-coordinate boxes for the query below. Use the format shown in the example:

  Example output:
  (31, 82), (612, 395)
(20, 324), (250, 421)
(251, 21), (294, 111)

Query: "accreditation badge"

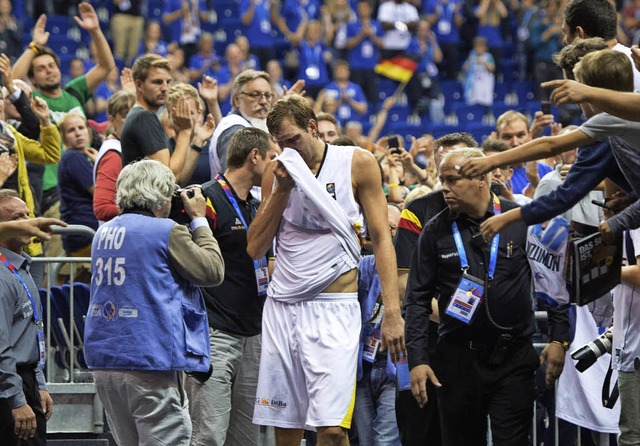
(445, 274), (484, 325)
(255, 260), (269, 296)
(305, 66), (320, 80)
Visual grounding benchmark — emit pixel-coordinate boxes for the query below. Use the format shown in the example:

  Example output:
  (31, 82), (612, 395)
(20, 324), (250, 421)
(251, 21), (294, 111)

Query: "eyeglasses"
(241, 91), (275, 101)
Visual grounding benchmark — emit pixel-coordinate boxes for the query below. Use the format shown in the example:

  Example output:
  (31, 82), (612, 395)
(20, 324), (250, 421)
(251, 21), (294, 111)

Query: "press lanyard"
(215, 175), (268, 294)
(451, 195), (502, 280)
(0, 253), (46, 368)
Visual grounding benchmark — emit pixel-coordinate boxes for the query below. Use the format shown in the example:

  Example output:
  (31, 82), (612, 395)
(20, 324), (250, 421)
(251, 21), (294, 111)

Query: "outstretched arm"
(12, 14), (49, 81)
(542, 79), (640, 122)
(458, 129), (592, 177)
(75, 2), (116, 92)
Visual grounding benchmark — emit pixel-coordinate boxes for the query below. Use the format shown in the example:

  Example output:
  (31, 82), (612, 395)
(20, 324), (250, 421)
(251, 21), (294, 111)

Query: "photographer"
(83, 160), (224, 445)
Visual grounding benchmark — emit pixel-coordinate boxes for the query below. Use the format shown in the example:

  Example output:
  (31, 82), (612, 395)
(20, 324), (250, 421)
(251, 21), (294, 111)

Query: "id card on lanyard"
(445, 195), (501, 325)
(216, 175), (269, 296)
(0, 253), (46, 368)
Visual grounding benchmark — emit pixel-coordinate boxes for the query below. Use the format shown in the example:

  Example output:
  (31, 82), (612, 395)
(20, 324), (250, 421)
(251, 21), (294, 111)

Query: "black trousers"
(396, 320), (441, 446)
(432, 336), (538, 446)
(0, 365), (47, 446)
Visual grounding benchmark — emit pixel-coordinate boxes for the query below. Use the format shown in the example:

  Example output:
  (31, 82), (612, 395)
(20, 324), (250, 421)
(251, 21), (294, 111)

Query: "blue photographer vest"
(84, 213), (210, 372)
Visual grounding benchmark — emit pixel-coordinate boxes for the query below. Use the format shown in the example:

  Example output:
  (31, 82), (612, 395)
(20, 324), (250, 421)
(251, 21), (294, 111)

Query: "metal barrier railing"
(30, 225), (104, 434)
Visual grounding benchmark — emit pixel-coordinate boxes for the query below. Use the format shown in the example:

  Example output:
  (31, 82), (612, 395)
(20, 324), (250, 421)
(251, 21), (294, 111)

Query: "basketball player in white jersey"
(247, 95), (404, 446)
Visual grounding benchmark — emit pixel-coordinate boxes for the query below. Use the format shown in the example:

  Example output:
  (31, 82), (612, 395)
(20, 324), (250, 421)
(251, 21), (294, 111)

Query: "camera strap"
(601, 357), (619, 409)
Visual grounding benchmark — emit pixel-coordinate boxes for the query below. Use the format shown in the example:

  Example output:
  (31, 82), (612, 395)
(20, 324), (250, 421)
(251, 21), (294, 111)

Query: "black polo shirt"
(405, 196), (564, 369)
(201, 176), (264, 336)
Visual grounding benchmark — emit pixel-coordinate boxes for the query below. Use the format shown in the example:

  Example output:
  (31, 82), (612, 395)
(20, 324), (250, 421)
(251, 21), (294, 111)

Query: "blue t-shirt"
(322, 81), (366, 123)
(346, 20), (383, 69)
(163, 0), (206, 43)
(298, 42), (330, 88)
(406, 38), (439, 77)
(425, 0), (462, 44)
(510, 163), (553, 195)
(189, 52), (220, 74)
(238, 0), (273, 48)
(92, 83), (114, 122)
(58, 149), (99, 252)
(281, 0), (320, 34)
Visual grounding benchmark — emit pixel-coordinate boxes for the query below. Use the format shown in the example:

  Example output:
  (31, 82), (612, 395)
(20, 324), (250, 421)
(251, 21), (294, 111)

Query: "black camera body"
(169, 186), (198, 224)
(570, 328), (613, 373)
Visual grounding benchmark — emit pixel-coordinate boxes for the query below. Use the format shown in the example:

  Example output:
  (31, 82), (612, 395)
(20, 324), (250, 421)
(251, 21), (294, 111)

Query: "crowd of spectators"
(4, 0), (636, 131)
(3, 0), (640, 445)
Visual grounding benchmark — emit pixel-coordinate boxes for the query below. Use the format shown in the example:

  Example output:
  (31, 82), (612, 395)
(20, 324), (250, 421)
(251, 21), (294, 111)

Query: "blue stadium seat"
(440, 80), (463, 115)
(500, 58), (517, 83)
(387, 122), (422, 142)
(388, 105), (410, 124)
(47, 15), (72, 35)
(453, 104), (487, 126)
(40, 288), (69, 371)
(467, 123), (496, 145)
(512, 80), (536, 105)
(429, 123), (461, 139)
(494, 82), (510, 103)
(51, 286), (87, 369)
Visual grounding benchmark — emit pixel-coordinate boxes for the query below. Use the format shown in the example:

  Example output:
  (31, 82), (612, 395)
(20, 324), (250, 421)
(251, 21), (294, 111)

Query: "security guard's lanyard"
(215, 175), (268, 296)
(451, 195), (501, 280)
(0, 253), (46, 368)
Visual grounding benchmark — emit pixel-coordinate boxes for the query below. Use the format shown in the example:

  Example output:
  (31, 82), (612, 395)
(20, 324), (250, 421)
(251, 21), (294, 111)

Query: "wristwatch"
(550, 340), (570, 351)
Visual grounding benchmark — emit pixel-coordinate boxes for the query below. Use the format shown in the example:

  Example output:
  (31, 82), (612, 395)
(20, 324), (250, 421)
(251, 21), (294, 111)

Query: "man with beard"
(10, 3), (115, 215)
(209, 70), (275, 180)
(120, 54), (196, 184)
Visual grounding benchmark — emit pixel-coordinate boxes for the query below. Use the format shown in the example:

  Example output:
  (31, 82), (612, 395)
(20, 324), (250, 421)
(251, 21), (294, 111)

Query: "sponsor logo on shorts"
(255, 397), (287, 409)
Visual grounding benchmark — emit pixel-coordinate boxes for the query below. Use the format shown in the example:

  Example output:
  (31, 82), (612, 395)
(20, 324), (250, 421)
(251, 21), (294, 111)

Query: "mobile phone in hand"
(591, 199), (613, 211)
(541, 100), (552, 115)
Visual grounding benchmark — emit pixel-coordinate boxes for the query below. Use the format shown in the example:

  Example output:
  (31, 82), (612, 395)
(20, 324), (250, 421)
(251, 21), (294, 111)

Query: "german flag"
(397, 208), (422, 235)
(374, 56), (418, 83)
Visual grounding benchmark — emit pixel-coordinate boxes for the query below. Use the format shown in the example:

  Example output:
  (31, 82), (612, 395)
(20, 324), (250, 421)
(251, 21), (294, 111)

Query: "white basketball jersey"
(269, 145), (363, 303)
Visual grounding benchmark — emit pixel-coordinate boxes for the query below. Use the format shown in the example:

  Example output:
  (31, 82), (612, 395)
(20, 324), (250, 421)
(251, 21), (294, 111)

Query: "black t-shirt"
(120, 107), (170, 166)
(200, 177), (265, 336)
(394, 190), (446, 270)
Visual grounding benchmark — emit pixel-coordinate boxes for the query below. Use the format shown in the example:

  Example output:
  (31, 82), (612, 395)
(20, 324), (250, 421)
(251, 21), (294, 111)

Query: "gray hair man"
(84, 160), (224, 446)
(208, 70), (273, 180)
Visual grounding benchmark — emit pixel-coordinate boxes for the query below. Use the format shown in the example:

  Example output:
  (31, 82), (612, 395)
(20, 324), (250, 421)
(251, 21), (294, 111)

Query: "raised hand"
(73, 2), (100, 33)
(120, 68), (135, 94)
(0, 54), (14, 90)
(31, 97), (51, 125)
(198, 75), (219, 104)
(32, 15), (50, 48)
(172, 97), (194, 132)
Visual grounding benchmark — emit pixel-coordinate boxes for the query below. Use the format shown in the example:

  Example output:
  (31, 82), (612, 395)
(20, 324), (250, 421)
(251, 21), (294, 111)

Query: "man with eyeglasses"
(393, 131), (477, 446)
(405, 147), (569, 445)
(209, 70), (275, 180)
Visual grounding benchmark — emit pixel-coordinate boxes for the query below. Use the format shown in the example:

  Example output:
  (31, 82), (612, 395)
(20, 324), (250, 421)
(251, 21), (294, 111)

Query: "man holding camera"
(185, 127), (278, 446)
(405, 148), (569, 445)
(84, 160), (224, 446)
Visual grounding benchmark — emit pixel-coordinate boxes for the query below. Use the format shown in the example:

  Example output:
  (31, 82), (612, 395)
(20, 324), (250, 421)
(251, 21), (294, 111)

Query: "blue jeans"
(352, 357), (401, 446)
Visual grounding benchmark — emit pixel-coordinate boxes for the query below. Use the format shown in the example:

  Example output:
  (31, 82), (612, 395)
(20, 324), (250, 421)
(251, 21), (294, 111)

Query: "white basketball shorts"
(252, 293), (361, 430)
